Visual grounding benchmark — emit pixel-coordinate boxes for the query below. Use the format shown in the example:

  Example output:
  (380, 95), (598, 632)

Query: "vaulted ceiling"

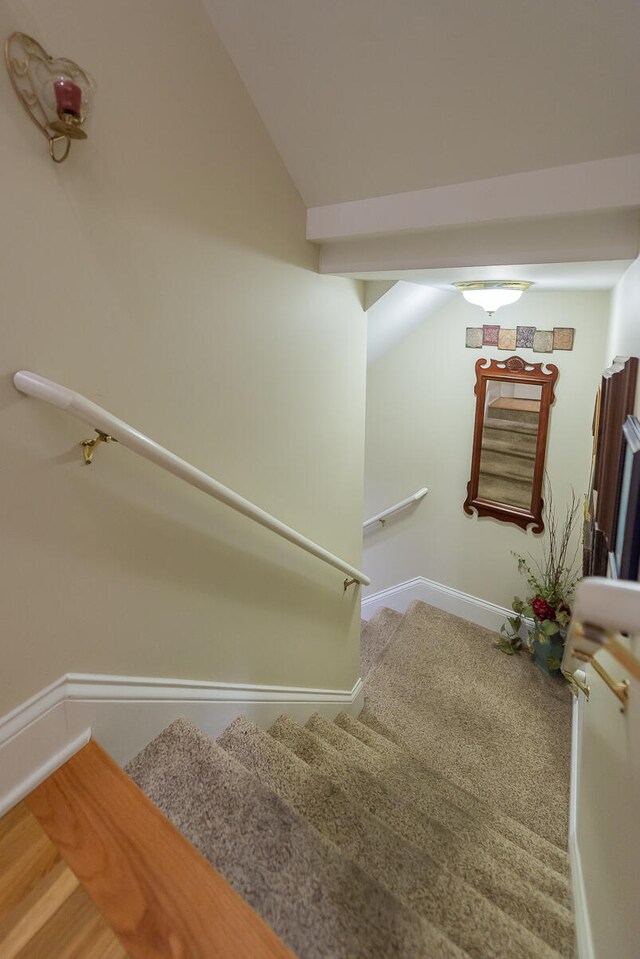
(203, 0), (640, 313)
(203, 0), (640, 207)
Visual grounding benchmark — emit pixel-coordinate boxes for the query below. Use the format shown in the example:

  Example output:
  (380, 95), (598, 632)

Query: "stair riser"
(269, 719), (574, 956)
(219, 719), (564, 959)
(337, 711), (570, 879)
(306, 715), (571, 907)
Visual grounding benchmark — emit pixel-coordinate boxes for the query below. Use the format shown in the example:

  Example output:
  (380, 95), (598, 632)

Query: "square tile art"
(553, 327), (575, 350)
(516, 326), (535, 349)
(533, 330), (554, 353)
(498, 328), (516, 351)
(482, 324), (500, 347)
(465, 327), (483, 348)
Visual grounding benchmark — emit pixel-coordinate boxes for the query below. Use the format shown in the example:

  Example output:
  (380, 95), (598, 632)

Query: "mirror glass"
(477, 381), (542, 511)
(464, 357), (558, 533)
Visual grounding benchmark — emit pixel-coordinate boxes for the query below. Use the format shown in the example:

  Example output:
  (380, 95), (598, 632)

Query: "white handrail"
(562, 577), (640, 681)
(363, 487), (428, 530)
(13, 371), (370, 587)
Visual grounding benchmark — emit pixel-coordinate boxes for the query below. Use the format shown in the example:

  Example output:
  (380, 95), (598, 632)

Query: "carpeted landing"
(127, 600), (574, 959)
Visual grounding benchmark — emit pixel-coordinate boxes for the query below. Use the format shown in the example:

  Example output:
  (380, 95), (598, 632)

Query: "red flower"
(531, 597), (556, 622)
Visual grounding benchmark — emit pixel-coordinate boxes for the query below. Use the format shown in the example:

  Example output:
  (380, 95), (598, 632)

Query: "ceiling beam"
(307, 155), (640, 243)
(319, 209), (640, 276)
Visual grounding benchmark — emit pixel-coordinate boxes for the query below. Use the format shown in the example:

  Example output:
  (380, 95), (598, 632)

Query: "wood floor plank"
(0, 806), (29, 846)
(0, 859), (78, 959)
(14, 884), (127, 959)
(0, 814), (60, 923)
(26, 740), (296, 959)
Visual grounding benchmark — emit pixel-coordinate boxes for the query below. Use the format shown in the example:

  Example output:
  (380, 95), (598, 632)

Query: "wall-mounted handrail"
(13, 371), (370, 589)
(562, 577), (640, 710)
(363, 487), (428, 530)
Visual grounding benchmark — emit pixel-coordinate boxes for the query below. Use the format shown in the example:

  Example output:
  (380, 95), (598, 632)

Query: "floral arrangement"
(497, 487), (581, 674)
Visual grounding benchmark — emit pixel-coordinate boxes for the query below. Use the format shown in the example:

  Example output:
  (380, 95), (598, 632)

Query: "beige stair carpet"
(305, 712), (571, 908)
(126, 718), (466, 959)
(269, 715), (574, 957)
(361, 600), (572, 848)
(360, 606), (403, 678)
(334, 711), (569, 879)
(219, 715), (564, 959)
(127, 598), (573, 958)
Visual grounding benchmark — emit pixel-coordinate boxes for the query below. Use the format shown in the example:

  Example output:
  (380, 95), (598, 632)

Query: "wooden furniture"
(464, 355), (558, 532)
(586, 356), (638, 576)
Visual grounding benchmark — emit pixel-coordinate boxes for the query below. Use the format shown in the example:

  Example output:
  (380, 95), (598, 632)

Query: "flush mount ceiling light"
(5, 32), (95, 163)
(453, 280), (533, 316)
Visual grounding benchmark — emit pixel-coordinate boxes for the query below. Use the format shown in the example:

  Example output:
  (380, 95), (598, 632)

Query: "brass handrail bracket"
(563, 670), (590, 700)
(343, 577), (359, 592)
(574, 648), (630, 712)
(81, 429), (117, 465)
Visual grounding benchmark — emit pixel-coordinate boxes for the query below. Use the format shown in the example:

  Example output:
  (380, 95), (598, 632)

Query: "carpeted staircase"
(127, 600), (574, 959)
(478, 400), (540, 508)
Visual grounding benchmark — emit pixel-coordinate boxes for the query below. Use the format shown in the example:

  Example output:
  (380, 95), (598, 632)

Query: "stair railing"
(13, 371), (370, 591)
(363, 487), (428, 530)
(562, 577), (640, 711)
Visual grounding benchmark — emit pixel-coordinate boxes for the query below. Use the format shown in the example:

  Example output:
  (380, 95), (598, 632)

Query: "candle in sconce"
(53, 78), (82, 117)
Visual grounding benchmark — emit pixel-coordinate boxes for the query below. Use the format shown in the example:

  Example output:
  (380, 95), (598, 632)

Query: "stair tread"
(128, 719), (468, 959)
(269, 715), (573, 957)
(479, 453), (535, 482)
(363, 600), (572, 849)
(481, 438), (536, 460)
(338, 711), (569, 878)
(489, 398), (540, 414)
(484, 417), (538, 435)
(361, 607), (403, 678)
(306, 713), (571, 905)
(219, 716), (563, 959)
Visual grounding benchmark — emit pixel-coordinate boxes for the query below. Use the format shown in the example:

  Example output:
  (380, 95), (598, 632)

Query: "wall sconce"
(453, 280), (533, 317)
(5, 32), (95, 163)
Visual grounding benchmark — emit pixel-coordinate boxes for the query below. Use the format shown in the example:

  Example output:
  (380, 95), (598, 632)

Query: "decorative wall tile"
(516, 326), (535, 348)
(465, 322), (574, 353)
(553, 327), (575, 350)
(533, 330), (554, 353)
(498, 328), (516, 350)
(482, 324), (500, 346)
(465, 327), (483, 348)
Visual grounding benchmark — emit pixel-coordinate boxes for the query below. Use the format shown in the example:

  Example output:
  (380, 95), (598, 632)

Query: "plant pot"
(530, 629), (566, 675)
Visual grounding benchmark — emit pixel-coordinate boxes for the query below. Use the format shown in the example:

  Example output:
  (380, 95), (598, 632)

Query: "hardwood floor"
(0, 801), (126, 958)
(26, 740), (295, 959)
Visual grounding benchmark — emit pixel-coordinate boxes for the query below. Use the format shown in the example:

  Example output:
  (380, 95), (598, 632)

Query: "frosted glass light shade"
(453, 280), (533, 316)
(462, 289), (522, 313)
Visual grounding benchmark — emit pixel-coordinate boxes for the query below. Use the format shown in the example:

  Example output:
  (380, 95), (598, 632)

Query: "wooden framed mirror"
(464, 356), (558, 533)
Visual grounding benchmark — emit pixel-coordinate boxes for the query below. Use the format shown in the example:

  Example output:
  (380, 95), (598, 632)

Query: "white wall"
(0, 0), (366, 717)
(606, 256), (640, 414)
(363, 291), (609, 610)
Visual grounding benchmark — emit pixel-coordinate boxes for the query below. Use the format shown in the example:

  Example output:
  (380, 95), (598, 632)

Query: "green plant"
(497, 486), (581, 671)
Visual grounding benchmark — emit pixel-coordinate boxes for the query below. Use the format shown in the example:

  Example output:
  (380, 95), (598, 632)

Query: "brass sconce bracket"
(343, 578), (359, 592)
(5, 32), (95, 163)
(574, 648), (630, 713)
(81, 430), (117, 465)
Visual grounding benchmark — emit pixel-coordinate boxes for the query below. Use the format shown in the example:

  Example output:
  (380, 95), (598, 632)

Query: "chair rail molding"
(0, 672), (364, 817)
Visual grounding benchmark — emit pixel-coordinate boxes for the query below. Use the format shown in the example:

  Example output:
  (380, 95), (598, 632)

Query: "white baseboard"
(569, 694), (595, 959)
(0, 672), (364, 815)
(361, 575), (512, 633)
